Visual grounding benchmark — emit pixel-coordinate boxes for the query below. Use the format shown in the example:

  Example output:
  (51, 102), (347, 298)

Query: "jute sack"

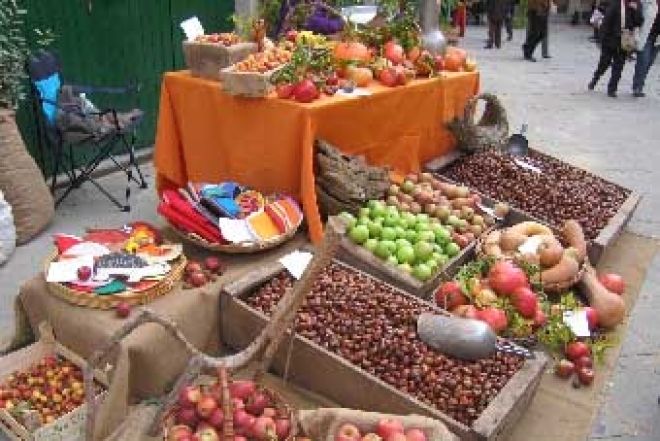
(298, 408), (458, 441)
(0, 110), (54, 244)
(0, 190), (16, 265)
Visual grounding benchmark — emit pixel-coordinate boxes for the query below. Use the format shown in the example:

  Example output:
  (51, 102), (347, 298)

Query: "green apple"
(359, 207), (371, 219)
(404, 230), (418, 244)
(357, 215), (371, 226)
(402, 212), (417, 225)
(370, 203), (387, 220)
(382, 240), (397, 254)
(401, 180), (415, 194)
(445, 242), (461, 258)
(413, 263), (433, 281)
(396, 245), (416, 264)
(426, 259), (439, 273)
(432, 252), (449, 267)
(339, 212), (357, 229)
(367, 222), (383, 239)
(414, 241), (434, 262)
(417, 230), (436, 243)
(415, 213), (430, 224)
(395, 238), (412, 249)
(364, 238), (379, 252)
(386, 205), (399, 216)
(387, 255), (399, 266)
(381, 227), (397, 241)
(433, 225), (451, 244)
(383, 213), (400, 228)
(399, 262), (413, 273)
(374, 241), (392, 259)
(415, 221), (430, 233)
(367, 200), (383, 211)
(447, 215), (461, 227)
(349, 225), (369, 244)
(394, 226), (407, 239)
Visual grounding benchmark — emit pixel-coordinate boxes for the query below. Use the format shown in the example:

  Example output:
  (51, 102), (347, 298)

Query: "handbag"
(621, 0), (639, 52)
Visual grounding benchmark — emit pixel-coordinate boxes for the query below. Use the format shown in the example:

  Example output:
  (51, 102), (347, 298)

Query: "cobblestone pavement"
(461, 21), (660, 239)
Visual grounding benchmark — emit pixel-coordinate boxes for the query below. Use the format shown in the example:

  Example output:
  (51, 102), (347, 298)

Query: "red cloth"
(159, 190), (224, 243)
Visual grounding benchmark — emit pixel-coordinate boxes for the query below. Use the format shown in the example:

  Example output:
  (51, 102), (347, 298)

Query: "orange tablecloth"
(154, 71), (479, 243)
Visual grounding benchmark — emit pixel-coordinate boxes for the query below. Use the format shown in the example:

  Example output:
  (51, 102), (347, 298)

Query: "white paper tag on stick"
(563, 310), (591, 337)
(279, 250), (313, 280)
(181, 16), (204, 41)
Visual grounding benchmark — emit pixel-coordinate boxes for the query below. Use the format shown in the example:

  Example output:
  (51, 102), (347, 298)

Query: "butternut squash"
(563, 220), (587, 263)
(540, 252), (580, 285)
(579, 264), (626, 329)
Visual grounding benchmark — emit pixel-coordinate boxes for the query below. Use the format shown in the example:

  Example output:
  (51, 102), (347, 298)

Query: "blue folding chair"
(27, 50), (148, 212)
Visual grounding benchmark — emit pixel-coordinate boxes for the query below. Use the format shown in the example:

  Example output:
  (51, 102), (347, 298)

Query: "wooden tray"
(0, 325), (108, 441)
(425, 150), (642, 264)
(219, 65), (280, 98)
(45, 251), (186, 310)
(182, 41), (257, 81)
(220, 260), (548, 441)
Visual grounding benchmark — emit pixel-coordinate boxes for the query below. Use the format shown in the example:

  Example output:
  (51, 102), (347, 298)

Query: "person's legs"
(505, 6), (514, 40)
(523, 13), (544, 60)
(494, 18), (503, 47)
(590, 45), (613, 89)
(486, 17), (495, 48)
(607, 48), (626, 96)
(632, 41), (651, 94)
(541, 18), (550, 57)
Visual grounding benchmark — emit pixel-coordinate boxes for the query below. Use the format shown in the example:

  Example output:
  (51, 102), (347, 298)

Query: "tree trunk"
(0, 109), (54, 244)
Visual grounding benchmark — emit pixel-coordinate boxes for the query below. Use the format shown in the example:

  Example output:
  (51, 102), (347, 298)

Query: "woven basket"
(161, 370), (297, 441)
(447, 93), (509, 153)
(169, 222), (299, 254)
(183, 41), (257, 81)
(475, 231), (585, 294)
(219, 65), (281, 97)
(44, 251), (186, 309)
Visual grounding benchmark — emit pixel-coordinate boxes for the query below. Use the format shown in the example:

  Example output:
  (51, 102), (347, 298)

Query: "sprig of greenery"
(537, 310), (576, 358)
(455, 255), (496, 300)
(270, 43), (333, 85)
(589, 334), (618, 365)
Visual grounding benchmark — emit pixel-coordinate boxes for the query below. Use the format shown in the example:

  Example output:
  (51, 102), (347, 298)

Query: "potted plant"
(0, 0), (55, 245)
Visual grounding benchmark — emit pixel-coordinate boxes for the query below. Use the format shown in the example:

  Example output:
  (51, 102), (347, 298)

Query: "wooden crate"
(424, 150), (641, 264)
(0, 326), (108, 441)
(221, 260), (548, 441)
(337, 238), (477, 301)
(182, 41), (257, 81)
(219, 65), (280, 98)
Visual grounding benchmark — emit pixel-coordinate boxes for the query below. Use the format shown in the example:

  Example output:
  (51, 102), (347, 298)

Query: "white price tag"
(278, 250), (313, 280)
(336, 88), (372, 98)
(180, 16), (205, 41)
(518, 235), (544, 255)
(513, 158), (542, 174)
(563, 310), (591, 337)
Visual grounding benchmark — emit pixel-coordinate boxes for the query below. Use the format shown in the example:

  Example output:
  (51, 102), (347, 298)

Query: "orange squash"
(346, 66), (373, 87)
(444, 47), (467, 71)
(333, 41), (371, 64)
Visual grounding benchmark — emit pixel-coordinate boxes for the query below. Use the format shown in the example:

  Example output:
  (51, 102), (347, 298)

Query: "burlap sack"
(298, 408), (458, 441)
(0, 110), (54, 244)
(0, 190), (16, 265)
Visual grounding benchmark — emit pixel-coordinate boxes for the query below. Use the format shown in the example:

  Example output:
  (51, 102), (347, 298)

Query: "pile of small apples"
(234, 47), (293, 73)
(387, 173), (500, 249)
(555, 341), (595, 387)
(195, 33), (241, 46)
(436, 260), (547, 334)
(342, 200), (462, 282)
(0, 356), (93, 426)
(168, 379), (292, 441)
(183, 257), (225, 290)
(336, 419), (428, 441)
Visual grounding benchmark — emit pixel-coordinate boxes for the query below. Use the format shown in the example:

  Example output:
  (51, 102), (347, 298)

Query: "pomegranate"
(597, 273), (625, 295)
(378, 67), (399, 87)
(293, 79), (319, 103)
(384, 41), (405, 65)
(488, 261), (529, 295)
(434, 281), (468, 310)
(276, 84), (294, 99)
(577, 367), (595, 385)
(574, 356), (593, 370)
(475, 307), (509, 333)
(554, 359), (575, 378)
(510, 287), (538, 318)
(566, 341), (591, 361)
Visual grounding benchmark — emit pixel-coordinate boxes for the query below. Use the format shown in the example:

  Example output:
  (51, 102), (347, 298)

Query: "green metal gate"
(16, 0), (234, 175)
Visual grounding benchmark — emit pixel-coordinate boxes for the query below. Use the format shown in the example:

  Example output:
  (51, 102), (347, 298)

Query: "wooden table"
(154, 71), (480, 242)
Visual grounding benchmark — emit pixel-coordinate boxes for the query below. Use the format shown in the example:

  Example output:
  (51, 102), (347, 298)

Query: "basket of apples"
(163, 369), (296, 441)
(183, 32), (258, 81)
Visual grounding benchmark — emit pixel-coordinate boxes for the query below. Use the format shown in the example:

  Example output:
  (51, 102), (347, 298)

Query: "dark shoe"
(543, 54), (552, 59)
(507, 34), (513, 41)
(484, 44), (493, 49)
(607, 91), (617, 98)
(588, 79), (597, 90)
(524, 55), (537, 62)
(633, 90), (646, 98)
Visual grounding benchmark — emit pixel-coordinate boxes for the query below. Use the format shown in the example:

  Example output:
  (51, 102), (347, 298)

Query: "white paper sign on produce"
(336, 88), (372, 98)
(563, 310), (591, 337)
(279, 250), (313, 280)
(513, 158), (542, 174)
(181, 17), (204, 41)
(518, 235), (544, 255)
(46, 255), (94, 283)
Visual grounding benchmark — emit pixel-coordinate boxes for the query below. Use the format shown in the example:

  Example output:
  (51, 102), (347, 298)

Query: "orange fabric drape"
(154, 71), (480, 243)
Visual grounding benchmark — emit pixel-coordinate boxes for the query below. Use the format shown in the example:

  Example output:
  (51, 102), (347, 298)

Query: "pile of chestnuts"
(441, 149), (629, 240)
(245, 263), (524, 426)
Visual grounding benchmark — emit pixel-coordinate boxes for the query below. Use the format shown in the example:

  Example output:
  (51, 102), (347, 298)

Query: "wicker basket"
(219, 65), (281, 97)
(475, 231), (585, 294)
(169, 222), (299, 254)
(44, 251), (186, 309)
(183, 41), (258, 81)
(446, 93), (509, 153)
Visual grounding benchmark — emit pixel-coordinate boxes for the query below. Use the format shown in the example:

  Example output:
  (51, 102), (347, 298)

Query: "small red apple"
(261, 407), (277, 418)
(178, 386), (201, 409)
(176, 407), (199, 427)
(204, 257), (223, 274)
(251, 416), (276, 441)
(77, 266), (92, 281)
(375, 419), (404, 440)
(574, 356), (593, 370)
(185, 261), (203, 275)
(577, 367), (595, 385)
(115, 302), (131, 319)
(189, 272), (208, 287)
(197, 395), (219, 419)
(336, 423), (361, 441)
(554, 359), (575, 379)
(168, 424), (193, 441)
(275, 418), (291, 439)
(565, 341), (591, 362)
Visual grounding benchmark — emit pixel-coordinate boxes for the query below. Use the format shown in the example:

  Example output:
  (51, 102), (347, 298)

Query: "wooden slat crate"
(182, 41), (258, 81)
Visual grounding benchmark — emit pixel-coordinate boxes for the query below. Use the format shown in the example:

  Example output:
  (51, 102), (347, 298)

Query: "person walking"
(486, 0), (507, 48)
(588, 0), (643, 97)
(504, 0), (517, 40)
(632, 0), (659, 96)
(522, 0), (551, 61)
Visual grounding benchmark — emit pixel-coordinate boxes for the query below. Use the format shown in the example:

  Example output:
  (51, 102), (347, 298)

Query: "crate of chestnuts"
(221, 259), (548, 441)
(0, 324), (107, 441)
(425, 148), (641, 264)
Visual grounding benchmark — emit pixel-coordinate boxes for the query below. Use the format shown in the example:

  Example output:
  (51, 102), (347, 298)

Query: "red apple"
(207, 408), (224, 428)
(275, 418), (291, 439)
(245, 392), (270, 416)
(185, 261), (203, 275)
(378, 67), (399, 87)
(262, 407), (277, 418)
(196, 426), (220, 441)
(598, 273), (625, 295)
(204, 257), (223, 274)
(189, 272), (208, 287)
(168, 425), (194, 441)
(115, 302), (131, 319)
(554, 359), (575, 379)
(77, 266), (92, 281)
(176, 407), (199, 427)
(565, 341), (590, 362)
(178, 386), (201, 409)
(233, 409), (255, 435)
(375, 419), (404, 440)
(404, 429), (427, 441)
(228, 381), (256, 400)
(251, 416), (276, 441)
(336, 423), (361, 441)
(384, 41), (405, 65)
(232, 397), (245, 410)
(276, 84), (294, 99)
(197, 396), (218, 419)
(434, 281), (468, 310)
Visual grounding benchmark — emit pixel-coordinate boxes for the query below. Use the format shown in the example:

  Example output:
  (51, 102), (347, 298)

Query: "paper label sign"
(46, 255), (94, 283)
(180, 16), (204, 41)
(513, 158), (542, 174)
(563, 310), (591, 337)
(336, 88), (372, 98)
(518, 235), (544, 255)
(278, 250), (313, 280)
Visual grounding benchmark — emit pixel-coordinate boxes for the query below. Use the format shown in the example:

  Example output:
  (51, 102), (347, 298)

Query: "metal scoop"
(506, 124), (529, 157)
(475, 202), (503, 222)
(417, 313), (534, 361)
